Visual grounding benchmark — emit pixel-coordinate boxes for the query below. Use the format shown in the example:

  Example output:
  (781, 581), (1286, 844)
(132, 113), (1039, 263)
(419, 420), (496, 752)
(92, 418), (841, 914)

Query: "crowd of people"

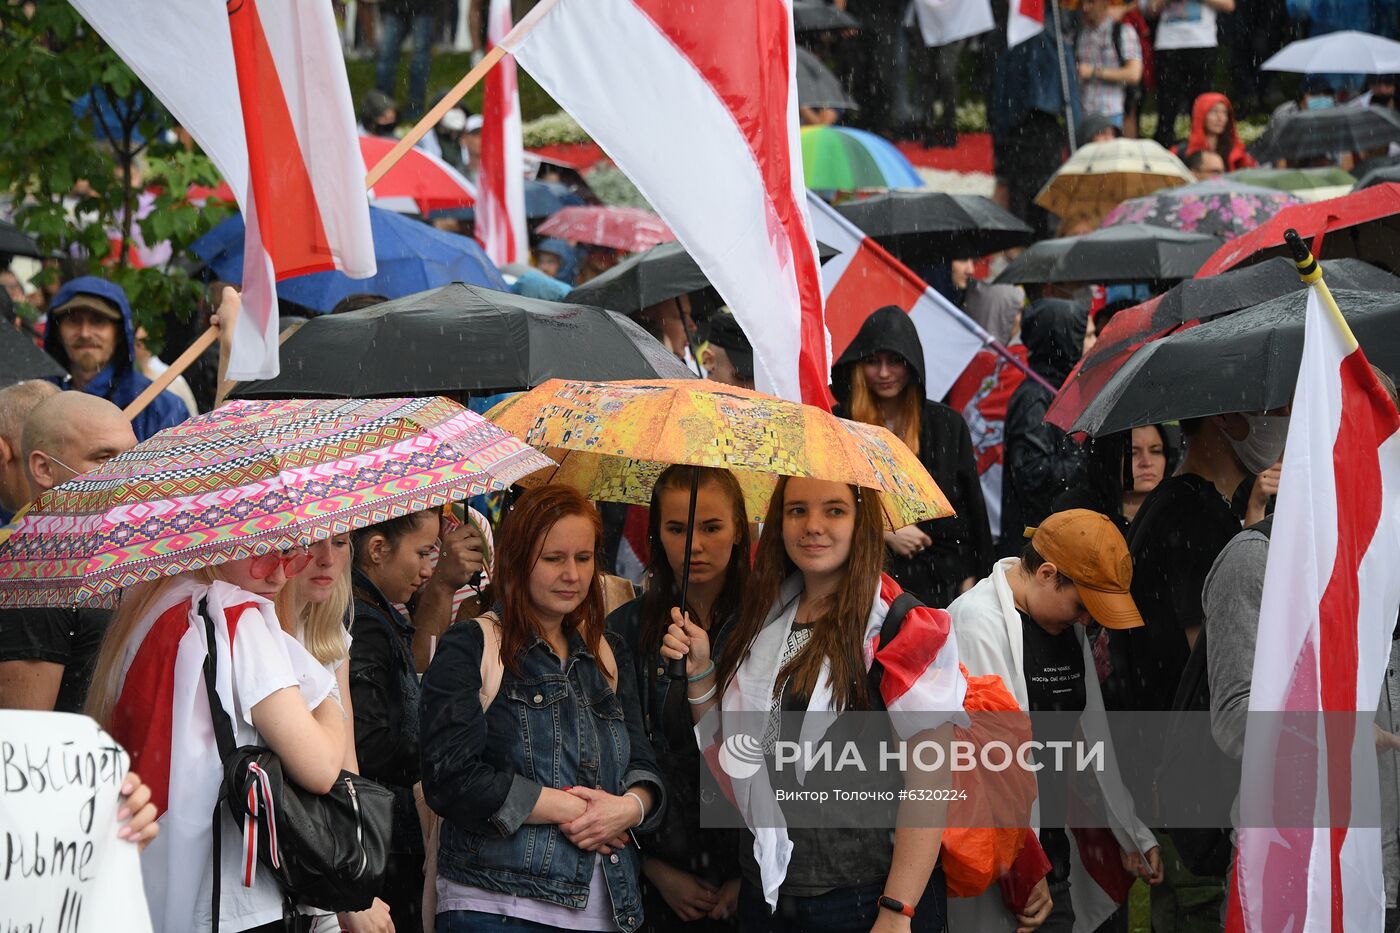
(8, 3), (1400, 933)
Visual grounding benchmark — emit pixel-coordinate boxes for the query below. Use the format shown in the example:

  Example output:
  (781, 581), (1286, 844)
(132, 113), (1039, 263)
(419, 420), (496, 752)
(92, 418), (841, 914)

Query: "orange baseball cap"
(1026, 509), (1144, 630)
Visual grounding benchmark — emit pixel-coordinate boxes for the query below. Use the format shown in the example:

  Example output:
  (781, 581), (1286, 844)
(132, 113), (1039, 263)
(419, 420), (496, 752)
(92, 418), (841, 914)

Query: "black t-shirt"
(1020, 610), (1085, 884)
(0, 607), (112, 713)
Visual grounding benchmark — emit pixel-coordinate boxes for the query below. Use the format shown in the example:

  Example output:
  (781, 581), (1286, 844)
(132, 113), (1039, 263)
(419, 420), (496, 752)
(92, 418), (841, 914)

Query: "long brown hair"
(494, 485), (611, 680)
(715, 475), (886, 711)
(639, 465), (751, 658)
(847, 363), (923, 457)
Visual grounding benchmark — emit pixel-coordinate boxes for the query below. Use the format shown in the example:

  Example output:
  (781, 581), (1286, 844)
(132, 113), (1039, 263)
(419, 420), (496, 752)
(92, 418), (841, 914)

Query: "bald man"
(0, 380), (59, 518)
(0, 393), (137, 711)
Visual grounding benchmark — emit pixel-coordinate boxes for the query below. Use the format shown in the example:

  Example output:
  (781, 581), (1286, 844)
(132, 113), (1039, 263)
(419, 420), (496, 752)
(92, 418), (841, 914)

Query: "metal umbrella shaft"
(668, 470), (701, 680)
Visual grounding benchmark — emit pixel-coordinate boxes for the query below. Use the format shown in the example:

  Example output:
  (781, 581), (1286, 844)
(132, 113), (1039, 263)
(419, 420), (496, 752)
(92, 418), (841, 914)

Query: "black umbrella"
(0, 220), (40, 259)
(1152, 256), (1400, 328)
(232, 283), (695, 400)
(1072, 288), (1400, 435)
(995, 223), (1223, 285)
(566, 239), (840, 314)
(793, 1), (859, 32)
(796, 47), (857, 111)
(834, 191), (1035, 264)
(0, 326), (63, 387)
(1355, 162), (1400, 191)
(1258, 106), (1400, 164)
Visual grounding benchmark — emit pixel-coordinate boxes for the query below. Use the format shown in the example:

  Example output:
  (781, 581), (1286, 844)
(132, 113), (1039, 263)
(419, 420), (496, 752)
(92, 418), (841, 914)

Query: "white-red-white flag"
(69, 0), (375, 380)
(1008, 0), (1046, 48)
(806, 192), (988, 401)
(478, 0), (527, 266)
(1228, 283), (1400, 933)
(503, 0), (829, 407)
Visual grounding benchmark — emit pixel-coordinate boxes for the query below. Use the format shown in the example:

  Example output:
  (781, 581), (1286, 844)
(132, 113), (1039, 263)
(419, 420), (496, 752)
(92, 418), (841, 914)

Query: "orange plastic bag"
(940, 667), (1038, 897)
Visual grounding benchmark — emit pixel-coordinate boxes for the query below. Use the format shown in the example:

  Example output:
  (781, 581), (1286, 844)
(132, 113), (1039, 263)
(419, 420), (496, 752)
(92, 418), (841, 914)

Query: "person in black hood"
(1001, 299), (1088, 547)
(832, 305), (993, 608)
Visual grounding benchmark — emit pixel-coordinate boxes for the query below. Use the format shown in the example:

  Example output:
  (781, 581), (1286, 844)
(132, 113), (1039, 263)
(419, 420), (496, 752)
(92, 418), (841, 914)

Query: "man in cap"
(701, 313), (755, 390)
(43, 276), (189, 441)
(0, 393), (138, 712)
(948, 509), (1162, 933)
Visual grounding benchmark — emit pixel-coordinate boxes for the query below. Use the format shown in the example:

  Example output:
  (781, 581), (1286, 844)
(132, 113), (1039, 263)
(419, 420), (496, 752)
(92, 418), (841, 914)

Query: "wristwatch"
(878, 894), (916, 918)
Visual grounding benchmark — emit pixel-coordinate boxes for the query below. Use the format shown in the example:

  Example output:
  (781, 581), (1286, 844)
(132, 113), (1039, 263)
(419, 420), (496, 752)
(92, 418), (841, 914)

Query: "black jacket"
(1002, 299), (1087, 543)
(833, 305), (995, 606)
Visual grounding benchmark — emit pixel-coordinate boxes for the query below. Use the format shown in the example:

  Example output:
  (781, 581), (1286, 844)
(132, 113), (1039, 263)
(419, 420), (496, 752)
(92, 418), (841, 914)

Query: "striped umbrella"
(0, 397), (551, 607)
(801, 125), (924, 191)
(1035, 138), (1193, 220)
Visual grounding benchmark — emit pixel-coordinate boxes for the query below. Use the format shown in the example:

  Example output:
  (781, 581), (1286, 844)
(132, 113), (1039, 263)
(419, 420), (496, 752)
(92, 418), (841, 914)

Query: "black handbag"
(198, 597), (395, 931)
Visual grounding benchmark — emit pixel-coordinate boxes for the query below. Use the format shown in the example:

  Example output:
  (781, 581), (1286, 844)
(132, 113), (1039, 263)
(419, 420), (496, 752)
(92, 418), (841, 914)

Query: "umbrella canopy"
(429, 179), (585, 223)
(796, 47), (857, 111)
(191, 207), (506, 313)
(1046, 258), (1400, 430)
(793, 0), (859, 31)
(488, 378), (952, 528)
(1100, 178), (1302, 239)
(833, 191), (1035, 263)
(801, 125), (924, 191)
(0, 396), (551, 607)
(1354, 162), (1400, 191)
(359, 134), (476, 214)
(1196, 182), (1400, 277)
(1261, 30), (1400, 74)
(1225, 166), (1356, 199)
(231, 283), (695, 399)
(535, 206), (676, 253)
(1069, 288), (1400, 436)
(1255, 106), (1400, 165)
(1034, 138), (1193, 219)
(0, 220), (40, 259)
(995, 223), (1223, 285)
(0, 326), (65, 387)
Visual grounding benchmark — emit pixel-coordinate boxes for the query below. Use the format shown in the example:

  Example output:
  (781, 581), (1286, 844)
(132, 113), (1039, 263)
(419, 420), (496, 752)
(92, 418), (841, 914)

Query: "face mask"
(1373, 92), (1394, 108)
(1305, 95), (1336, 111)
(373, 120), (397, 135)
(1228, 412), (1290, 475)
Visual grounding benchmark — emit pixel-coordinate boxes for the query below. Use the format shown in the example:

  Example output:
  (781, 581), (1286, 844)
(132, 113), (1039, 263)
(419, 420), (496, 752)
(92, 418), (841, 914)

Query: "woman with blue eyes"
(662, 475), (967, 933)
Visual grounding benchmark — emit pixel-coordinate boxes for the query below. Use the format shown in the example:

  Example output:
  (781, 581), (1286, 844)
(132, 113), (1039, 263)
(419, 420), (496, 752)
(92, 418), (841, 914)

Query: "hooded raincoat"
(832, 306), (994, 607)
(44, 276), (189, 441)
(1001, 299), (1087, 544)
(1172, 93), (1255, 172)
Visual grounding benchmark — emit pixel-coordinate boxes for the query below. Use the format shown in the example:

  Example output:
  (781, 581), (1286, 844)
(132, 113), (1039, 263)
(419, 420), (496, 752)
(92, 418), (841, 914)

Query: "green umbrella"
(1225, 166), (1356, 193)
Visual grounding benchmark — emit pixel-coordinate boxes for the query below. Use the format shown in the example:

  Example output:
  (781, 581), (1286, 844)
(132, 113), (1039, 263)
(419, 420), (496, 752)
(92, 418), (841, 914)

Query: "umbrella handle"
(667, 470), (700, 681)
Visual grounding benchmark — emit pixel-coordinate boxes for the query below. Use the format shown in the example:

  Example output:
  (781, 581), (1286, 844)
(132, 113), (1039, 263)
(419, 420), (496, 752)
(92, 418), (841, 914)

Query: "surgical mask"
(1228, 413), (1290, 475)
(1305, 95), (1336, 111)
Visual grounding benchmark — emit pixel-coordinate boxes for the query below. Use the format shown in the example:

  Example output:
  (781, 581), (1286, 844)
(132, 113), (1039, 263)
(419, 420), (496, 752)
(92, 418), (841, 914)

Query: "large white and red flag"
(477, 0), (528, 266)
(1228, 281), (1400, 932)
(69, 0), (375, 381)
(1008, 0), (1046, 47)
(806, 192), (990, 401)
(503, 0), (829, 406)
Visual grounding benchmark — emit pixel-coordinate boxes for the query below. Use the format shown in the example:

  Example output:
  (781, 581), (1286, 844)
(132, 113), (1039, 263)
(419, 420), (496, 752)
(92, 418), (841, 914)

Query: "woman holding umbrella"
(607, 465), (750, 929)
(420, 485), (665, 933)
(660, 474), (966, 932)
(833, 306), (994, 608)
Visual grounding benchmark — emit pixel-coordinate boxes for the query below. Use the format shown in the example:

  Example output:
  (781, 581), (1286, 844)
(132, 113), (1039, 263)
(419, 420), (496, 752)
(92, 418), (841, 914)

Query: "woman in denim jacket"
(420, 485), (667, 933)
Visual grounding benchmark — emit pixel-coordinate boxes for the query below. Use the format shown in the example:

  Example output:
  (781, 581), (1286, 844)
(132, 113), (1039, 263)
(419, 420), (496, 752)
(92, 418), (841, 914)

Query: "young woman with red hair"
(419, 485), (665, 933)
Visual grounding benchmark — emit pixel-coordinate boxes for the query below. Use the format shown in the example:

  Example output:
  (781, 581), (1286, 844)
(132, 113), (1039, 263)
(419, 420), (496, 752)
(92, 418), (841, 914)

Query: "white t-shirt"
(118, 580), (335, 933)
(1146, 0), (1218, 51)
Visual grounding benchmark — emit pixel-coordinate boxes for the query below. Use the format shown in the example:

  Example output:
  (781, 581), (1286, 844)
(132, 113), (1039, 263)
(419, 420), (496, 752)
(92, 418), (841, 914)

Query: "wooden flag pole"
(126, 2), (551, 423)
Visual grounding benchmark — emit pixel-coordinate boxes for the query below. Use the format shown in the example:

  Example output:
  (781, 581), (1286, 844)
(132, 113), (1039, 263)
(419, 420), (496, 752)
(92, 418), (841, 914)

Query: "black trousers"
(1152, 46), (1218, 147)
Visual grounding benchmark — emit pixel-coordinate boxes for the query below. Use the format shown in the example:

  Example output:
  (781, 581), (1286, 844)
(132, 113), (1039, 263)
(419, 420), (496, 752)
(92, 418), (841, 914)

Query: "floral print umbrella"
(1100, 179), (1302, 240)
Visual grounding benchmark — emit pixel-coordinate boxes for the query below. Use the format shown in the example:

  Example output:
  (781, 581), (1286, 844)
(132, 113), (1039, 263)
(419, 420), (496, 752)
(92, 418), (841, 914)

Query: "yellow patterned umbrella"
(486, 378), (952, 529)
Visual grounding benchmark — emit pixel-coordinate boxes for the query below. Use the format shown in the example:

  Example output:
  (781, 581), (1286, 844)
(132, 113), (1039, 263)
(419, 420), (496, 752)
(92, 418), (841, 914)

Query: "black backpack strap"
(198, 596), (237, 933)
(867, 592), (924, 703)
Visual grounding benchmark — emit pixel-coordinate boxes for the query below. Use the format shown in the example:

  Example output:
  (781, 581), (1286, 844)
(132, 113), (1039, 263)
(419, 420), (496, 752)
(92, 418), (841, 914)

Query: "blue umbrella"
(191, 207), (506, 313)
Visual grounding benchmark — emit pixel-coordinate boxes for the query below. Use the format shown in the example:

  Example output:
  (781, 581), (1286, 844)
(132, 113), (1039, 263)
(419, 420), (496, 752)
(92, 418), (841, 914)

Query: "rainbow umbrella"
(0, 397), (551, 607)
(800, 126), (924, 191)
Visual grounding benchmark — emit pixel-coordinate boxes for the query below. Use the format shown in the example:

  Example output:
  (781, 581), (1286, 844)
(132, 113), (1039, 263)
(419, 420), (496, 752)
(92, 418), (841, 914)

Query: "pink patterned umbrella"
(0, 397), (551, 607)
(1100, 179), (1302, 240)
(535, 206), (676, 252)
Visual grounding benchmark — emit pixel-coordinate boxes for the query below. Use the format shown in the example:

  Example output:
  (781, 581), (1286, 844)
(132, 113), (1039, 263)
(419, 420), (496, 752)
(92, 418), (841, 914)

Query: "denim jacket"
(419, 617), (666, 933)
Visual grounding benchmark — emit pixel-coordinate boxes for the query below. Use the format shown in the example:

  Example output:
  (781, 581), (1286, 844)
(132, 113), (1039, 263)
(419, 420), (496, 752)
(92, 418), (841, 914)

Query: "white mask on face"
(1228, 412), (1289, 475)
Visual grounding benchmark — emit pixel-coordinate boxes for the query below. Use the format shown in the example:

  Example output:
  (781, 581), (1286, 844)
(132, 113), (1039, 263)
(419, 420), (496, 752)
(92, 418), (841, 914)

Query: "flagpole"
(1284, 228), (1358, 352)
(1048, 0), (1077, 152)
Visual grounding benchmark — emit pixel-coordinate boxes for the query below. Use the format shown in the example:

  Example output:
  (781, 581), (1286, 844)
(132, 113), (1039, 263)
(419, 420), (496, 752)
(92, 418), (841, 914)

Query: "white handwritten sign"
(0, 711), (152, 933)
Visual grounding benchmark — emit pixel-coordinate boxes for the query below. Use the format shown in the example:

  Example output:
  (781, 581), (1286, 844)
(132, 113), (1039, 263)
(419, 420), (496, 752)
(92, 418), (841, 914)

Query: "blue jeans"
(437, 911), (567, 932)
(736, 869), (947, 933)
(376, 11), (435, 116)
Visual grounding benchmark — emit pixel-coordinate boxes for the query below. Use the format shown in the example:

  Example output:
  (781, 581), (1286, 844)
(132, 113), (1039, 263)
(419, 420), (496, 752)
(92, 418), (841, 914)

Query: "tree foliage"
(0, 3), (232, 348)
